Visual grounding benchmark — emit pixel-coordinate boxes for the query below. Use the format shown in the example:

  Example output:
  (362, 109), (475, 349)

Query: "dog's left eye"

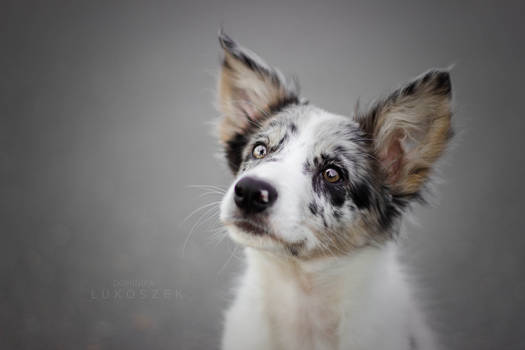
(323, 168), (341, 183)
(252, 144), (268, 159)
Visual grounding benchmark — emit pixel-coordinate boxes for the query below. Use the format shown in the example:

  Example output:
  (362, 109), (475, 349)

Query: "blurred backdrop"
(2, 0), (525, 349)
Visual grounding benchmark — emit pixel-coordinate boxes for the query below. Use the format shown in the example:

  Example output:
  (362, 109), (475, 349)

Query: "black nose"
(234, 177), (278, 213)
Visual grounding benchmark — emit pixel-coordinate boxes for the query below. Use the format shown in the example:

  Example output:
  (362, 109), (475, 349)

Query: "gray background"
(2, 0), (524, 349)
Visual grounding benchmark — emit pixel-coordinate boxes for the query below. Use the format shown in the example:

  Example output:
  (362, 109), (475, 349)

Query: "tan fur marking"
(217, 50), (296, 145)
(303, 217), (389, 260)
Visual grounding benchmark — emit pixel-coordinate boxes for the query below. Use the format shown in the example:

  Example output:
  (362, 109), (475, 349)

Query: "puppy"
(215, 32), (452, 350)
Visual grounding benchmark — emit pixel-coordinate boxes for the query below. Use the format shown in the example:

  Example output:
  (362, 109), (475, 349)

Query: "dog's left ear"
(217, 31), (299, 172)
(355, 70), (453, 197)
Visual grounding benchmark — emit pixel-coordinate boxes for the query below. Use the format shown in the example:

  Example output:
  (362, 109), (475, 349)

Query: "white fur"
(220, 109), (440, 349)
(222, 243), (438, 350)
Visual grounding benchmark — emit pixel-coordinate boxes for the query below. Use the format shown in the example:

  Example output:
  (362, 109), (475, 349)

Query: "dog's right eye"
(252, 144), (268, 159)
(323, 168), (341, 183)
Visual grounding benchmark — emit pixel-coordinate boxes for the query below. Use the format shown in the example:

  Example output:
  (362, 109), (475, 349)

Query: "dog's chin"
(225, 218), (280, 249)
(232, 218), (270, 236)
(222, 217), (306, 257)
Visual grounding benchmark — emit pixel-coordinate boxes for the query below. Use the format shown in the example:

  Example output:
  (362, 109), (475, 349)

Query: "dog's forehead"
(265, 105), (362, 152)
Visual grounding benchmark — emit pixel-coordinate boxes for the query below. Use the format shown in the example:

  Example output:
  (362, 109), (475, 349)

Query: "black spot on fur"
(226, 133), (249, 173)
(289, 246), (299, 256)
(268, 96), (300, 116)
(402, 80), (417, 96)
(349, 129), (372, 147)
(326, 184), (346, 207)
(376, 190), (413, 231)
(334, 145), (346, 155)
(333, 209), (343, 220)
(349, 181), (372, 209)
(418, 70), (451, 96)
(289, 122), (297, 134)
(268, 119), (281, 128)
(264, 157), (280, 162)
(421, 71), (432, 84)
(322, 215), (328, 228)
(271, 133), (288, 152)
(308, 202), (319, 215)
(433, 71), (451, 96)
(303, 160), (312, 174)
(312, 178), (347, 208)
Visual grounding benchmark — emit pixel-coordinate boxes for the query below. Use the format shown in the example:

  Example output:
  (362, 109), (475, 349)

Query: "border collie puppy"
(215, 32), (452, 350)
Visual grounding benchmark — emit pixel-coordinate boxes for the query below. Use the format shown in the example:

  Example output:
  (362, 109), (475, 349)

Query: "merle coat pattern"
(215, 31), (452, 350)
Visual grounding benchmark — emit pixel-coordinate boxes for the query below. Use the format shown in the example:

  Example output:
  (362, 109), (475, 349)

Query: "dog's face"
(220, 106), (379, 258)
(216, 33), (452, 259)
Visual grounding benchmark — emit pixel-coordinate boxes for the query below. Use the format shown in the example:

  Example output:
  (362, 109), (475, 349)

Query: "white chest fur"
(222, 243), (438, 350)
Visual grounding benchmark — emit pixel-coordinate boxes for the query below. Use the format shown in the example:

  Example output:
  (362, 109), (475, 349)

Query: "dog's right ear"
(216, 31), (299, 173)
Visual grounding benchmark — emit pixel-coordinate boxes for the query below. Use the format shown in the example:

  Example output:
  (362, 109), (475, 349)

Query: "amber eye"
(323, 168), (341, 183)
(252, 144), (268, 159)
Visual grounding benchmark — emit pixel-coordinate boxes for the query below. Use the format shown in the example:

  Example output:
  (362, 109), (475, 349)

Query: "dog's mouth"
(228, 217), (271, 236)
(223, 217), (306, 256)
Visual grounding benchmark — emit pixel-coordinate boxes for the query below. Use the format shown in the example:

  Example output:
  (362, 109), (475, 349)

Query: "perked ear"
(355, 70), (453, 197)
(217, 31), (299, 172)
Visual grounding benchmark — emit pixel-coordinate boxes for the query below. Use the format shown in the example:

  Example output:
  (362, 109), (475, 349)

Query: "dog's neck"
(246, 243), (395, 290)
(243, 243), (398, 349)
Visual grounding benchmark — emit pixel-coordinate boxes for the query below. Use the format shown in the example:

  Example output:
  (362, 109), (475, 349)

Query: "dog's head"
(216, 32), (452, 259)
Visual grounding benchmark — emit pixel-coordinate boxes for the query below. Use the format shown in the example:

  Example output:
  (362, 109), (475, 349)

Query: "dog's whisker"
(187, 184), (227, 193)
(199, 191), (227, 198)
(182, 204), (221, 257)
(208, 225), (229, 242)
(217, 245), (239, 275)
(182, 200), (222, 224)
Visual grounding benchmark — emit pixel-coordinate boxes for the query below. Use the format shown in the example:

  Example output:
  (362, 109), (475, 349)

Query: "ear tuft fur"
(218, 29), (236, 51)
(355, 69), (453, 197)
